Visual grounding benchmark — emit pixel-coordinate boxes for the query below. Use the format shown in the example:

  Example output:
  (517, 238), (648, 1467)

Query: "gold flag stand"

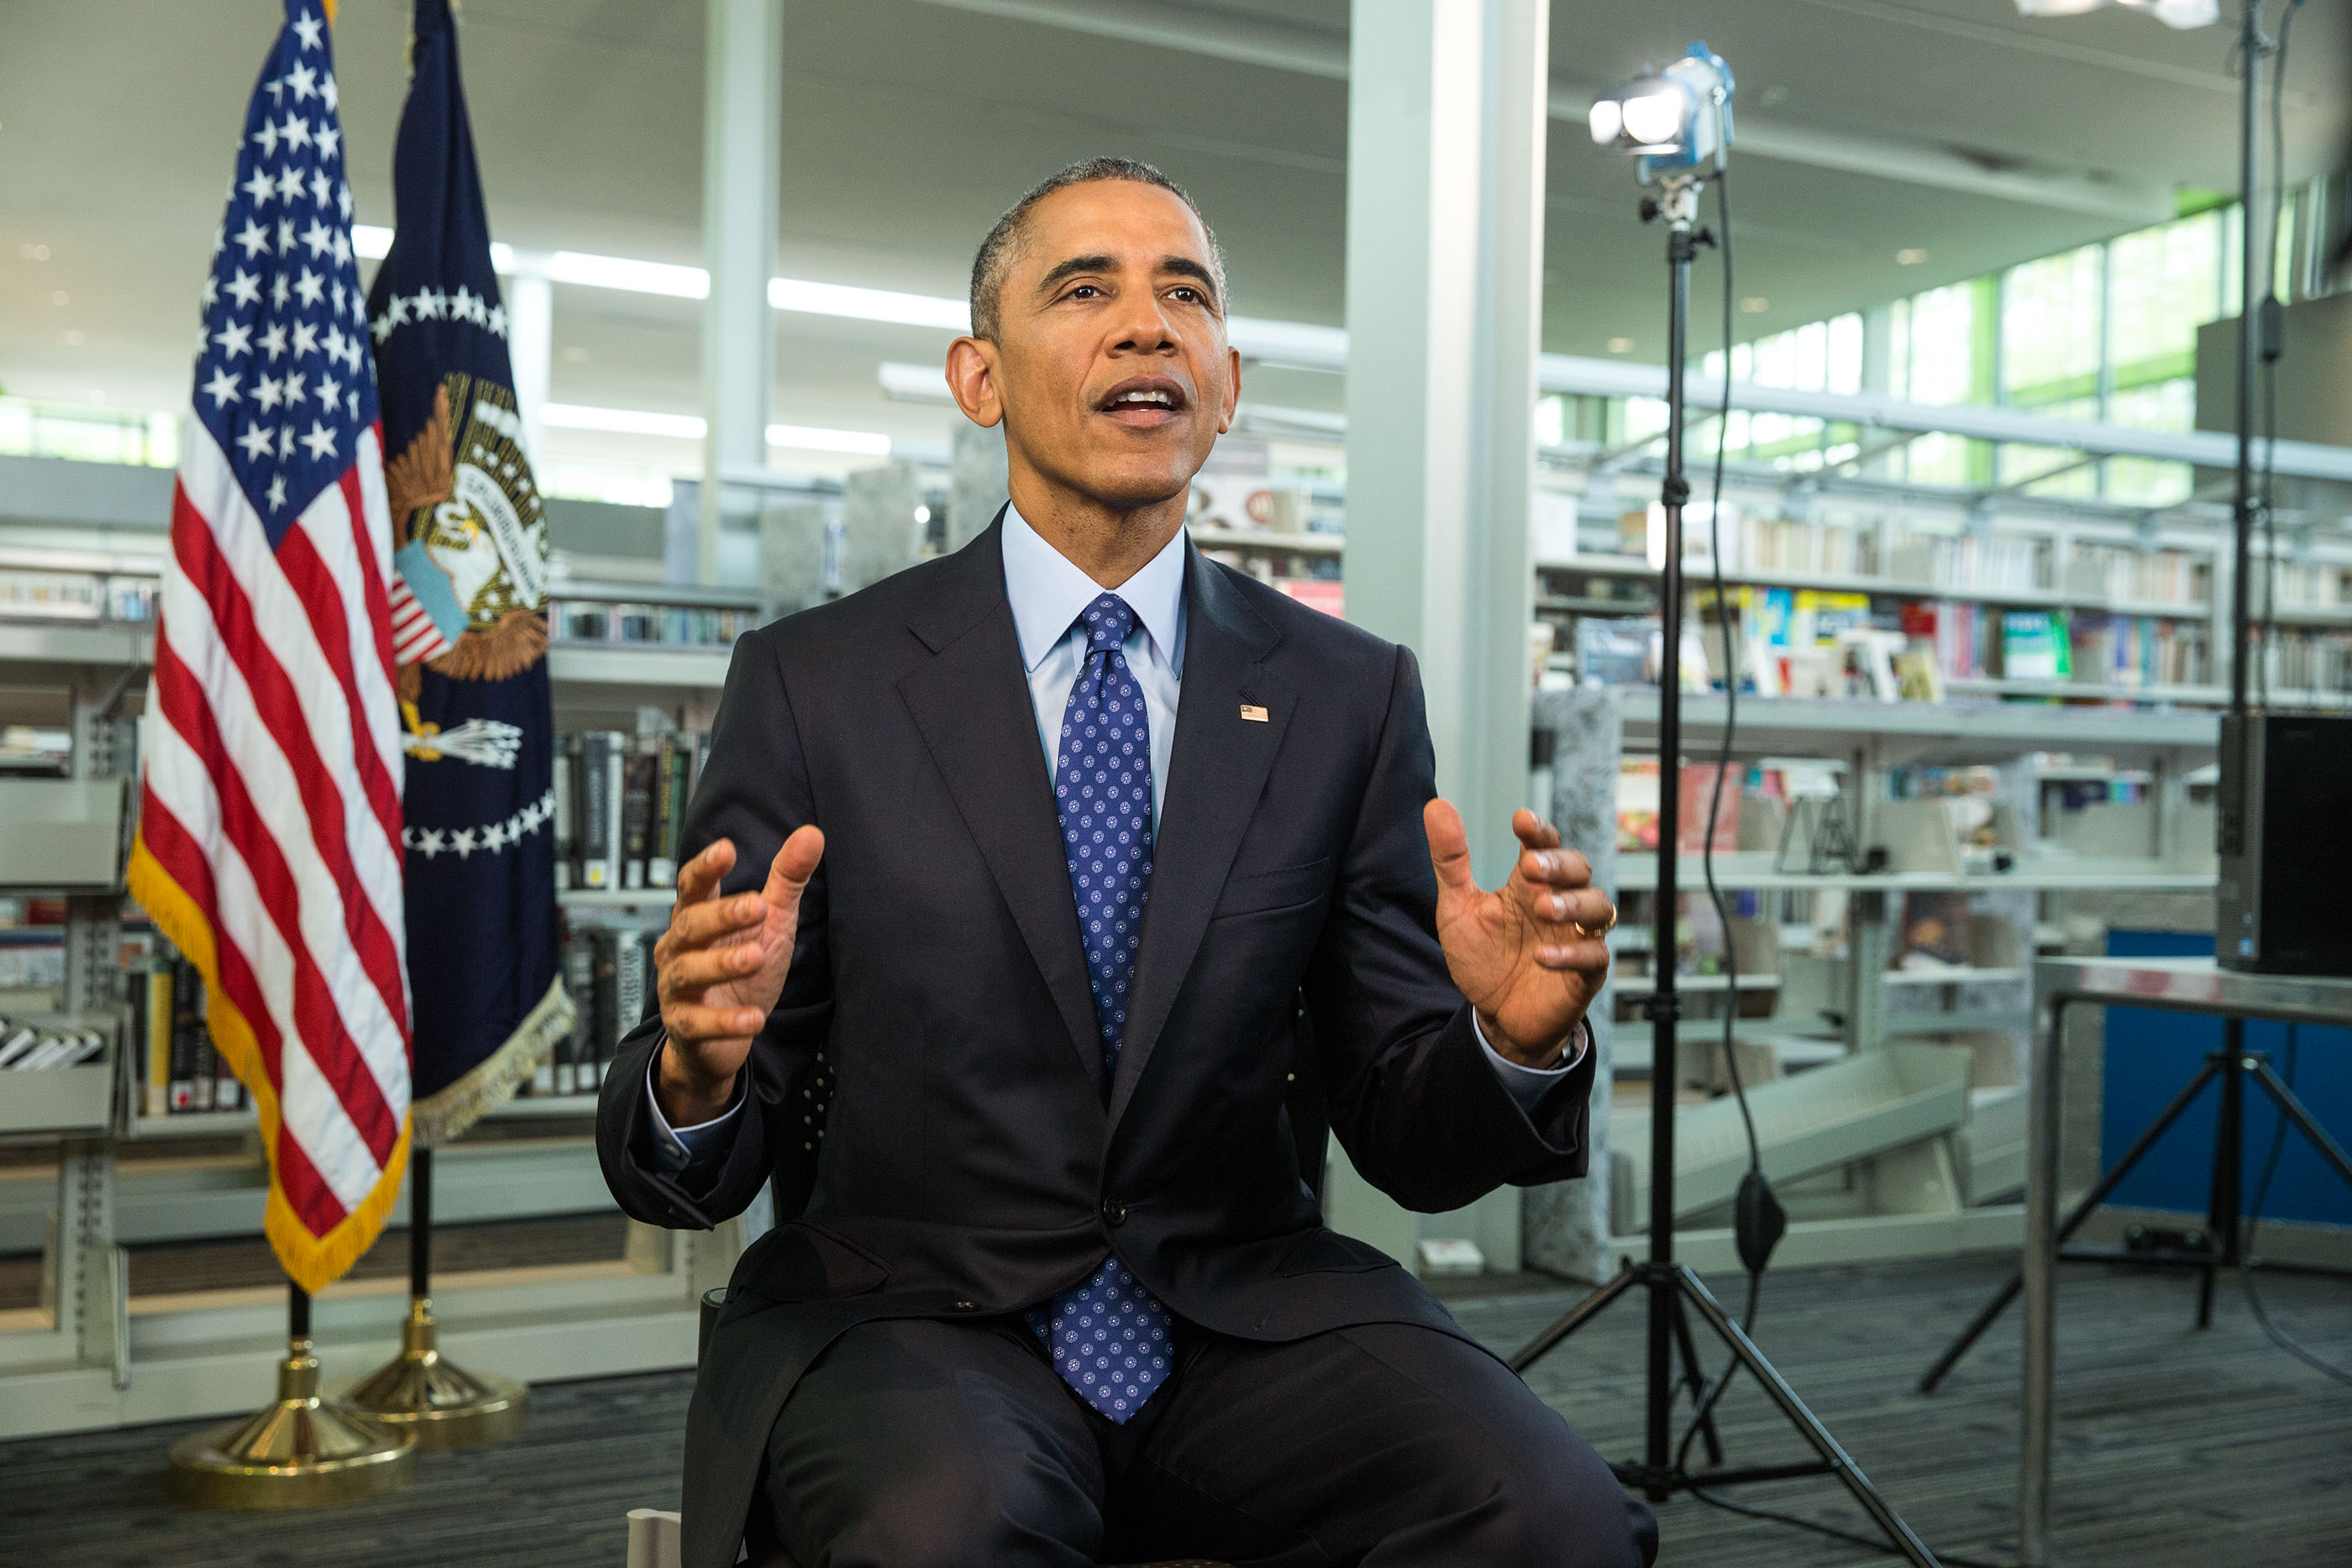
(170, 1284), (417, 1508)
(339, 1146), (528, 1448)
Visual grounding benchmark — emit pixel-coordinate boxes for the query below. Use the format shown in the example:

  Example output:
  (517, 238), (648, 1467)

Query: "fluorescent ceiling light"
(540, 402), (705, 440)
(547, 250), (706, 299)
(538, 402), (890, 455)
(769, 277), (968, 331)
(767, 422), (892, 456)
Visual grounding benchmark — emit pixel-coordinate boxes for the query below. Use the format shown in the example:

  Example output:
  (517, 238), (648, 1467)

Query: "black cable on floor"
(1681, 1479), (2017, 1568)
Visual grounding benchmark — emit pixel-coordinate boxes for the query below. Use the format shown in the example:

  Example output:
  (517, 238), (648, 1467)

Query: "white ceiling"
(0, 0), (2344, 475)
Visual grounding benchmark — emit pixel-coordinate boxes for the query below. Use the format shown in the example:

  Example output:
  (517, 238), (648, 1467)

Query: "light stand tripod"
(1505, 170), (1940, 1568)
(1920, 0), (2352, 1395)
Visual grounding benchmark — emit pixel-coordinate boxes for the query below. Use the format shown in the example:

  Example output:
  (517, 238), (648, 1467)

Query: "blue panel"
(2100, 931), (2352, 1226)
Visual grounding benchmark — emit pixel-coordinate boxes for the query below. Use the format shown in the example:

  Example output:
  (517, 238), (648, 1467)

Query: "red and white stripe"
(139, 412), (410, 1250)
(388, 573), (454, 666)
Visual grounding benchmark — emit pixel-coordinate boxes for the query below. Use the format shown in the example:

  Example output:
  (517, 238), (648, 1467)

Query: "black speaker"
(2217, 711), (2352, 975)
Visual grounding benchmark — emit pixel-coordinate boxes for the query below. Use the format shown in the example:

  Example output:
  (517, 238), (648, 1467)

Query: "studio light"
(1586, 42), (1735, 181)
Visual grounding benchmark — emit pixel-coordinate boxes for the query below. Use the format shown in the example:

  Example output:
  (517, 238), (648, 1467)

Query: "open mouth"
(1095, 376), (1189, 427)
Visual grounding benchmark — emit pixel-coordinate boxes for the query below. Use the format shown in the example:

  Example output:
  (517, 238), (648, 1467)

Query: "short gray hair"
(967, 158), (1226, 343)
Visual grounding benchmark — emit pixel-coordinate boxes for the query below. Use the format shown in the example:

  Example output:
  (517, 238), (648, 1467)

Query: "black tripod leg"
(1919, 1053), (2226, 1393)
(1676, 1269), (1942, 1568)
(2250, 1056), (2352, 1190)
(2201, 1027), (2245, 1330)
(1507, 1262), (1642, 1376)
(1669, 1293), (1725, 1469)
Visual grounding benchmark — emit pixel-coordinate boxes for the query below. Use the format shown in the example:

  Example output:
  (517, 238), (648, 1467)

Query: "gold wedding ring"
(1570, 903), (1620, 940)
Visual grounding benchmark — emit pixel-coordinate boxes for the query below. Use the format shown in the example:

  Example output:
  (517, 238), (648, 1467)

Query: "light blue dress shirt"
(645, 503), (1579, 1169)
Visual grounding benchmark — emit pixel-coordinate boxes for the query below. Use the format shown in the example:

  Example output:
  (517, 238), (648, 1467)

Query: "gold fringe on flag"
(409, 975), (577, 1146)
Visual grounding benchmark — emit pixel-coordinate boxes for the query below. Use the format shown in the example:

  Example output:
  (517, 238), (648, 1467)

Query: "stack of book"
(0, 1015), (107, 1071)
(557, 729), (711, 894)
(135, 945), (248, 1118)
(519, 923), (657, 1099)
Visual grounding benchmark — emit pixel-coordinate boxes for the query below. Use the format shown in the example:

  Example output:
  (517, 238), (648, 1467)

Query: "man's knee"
(1481, 1460), (1659, 1568)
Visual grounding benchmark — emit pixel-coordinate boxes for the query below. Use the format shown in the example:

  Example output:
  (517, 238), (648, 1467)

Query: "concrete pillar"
(1342, 0), (1547, 887)
(699, 0), (783, 585)
(1326, 0), (1551, 1273)
(507, 274), (553, 467)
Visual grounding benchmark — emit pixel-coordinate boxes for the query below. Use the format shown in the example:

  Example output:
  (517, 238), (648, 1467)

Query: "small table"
(2020, 956), (2352, 1566)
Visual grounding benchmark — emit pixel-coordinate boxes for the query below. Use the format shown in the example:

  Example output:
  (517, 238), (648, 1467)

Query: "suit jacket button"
(951, 1299), (979, 1312)
(1100, 1196), (1128, 1226)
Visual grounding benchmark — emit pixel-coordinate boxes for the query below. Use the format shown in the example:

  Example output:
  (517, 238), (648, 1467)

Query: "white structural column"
(699, 0), (784, 585)
(1344, 0), (1548, 884)
(1331, 0), (1551, 1272)
(507, 274), (553, 469)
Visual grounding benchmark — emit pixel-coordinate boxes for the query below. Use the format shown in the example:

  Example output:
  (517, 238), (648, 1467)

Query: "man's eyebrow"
(1158, 255), (1221, 305)
(1035, 254), (1116, 294)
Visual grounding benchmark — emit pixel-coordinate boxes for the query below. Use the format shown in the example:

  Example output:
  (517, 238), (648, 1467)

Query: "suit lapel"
(1108, 549), (1290, 1130)
(898, 519), (1107, 1099)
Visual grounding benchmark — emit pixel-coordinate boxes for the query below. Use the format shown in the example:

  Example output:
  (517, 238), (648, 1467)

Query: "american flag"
(128, 0), (411, 1294)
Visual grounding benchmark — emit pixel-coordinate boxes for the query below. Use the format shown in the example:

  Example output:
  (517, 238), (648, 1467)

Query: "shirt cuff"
(642, 1043), (748, 1177)
(1474, 1012), (1589, 1111)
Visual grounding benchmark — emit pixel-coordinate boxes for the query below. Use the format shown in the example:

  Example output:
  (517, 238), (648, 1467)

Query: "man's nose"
(1110, 302), (1180, 354)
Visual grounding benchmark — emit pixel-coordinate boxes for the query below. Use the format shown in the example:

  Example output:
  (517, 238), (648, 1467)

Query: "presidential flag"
(367, 0), (570, 1144)
(129, 0), (412, 1294)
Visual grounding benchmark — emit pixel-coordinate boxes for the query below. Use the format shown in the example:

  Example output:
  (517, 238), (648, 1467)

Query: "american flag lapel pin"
(1240, 703), (1270, 722)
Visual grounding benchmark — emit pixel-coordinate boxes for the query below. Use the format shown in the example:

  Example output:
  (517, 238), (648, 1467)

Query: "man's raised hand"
(1424, 802), (1613, 1069)
(652, 826), (824, 1125)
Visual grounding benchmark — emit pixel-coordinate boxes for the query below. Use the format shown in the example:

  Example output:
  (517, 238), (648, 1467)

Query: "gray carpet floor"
(3, 1252), (2347, 1566)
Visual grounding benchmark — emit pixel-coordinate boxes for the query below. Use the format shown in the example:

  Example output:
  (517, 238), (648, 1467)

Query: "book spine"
(648, 734), (681, 891)
(612, 928), (645, 1087)
(169, 957), (199, 1111)
(560, 923), (596, 1095)
(620, 743), (655, 891)
(591, 928), (619, 1090)
(188, 976), (217, 1112)
(144, 950), (174, 1119)
(552, 732), (575, 893)
(579, 732), (616, 889)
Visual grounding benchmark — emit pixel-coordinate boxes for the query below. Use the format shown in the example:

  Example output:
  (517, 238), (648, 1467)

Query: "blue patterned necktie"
(1026, 591), (1174, 1423)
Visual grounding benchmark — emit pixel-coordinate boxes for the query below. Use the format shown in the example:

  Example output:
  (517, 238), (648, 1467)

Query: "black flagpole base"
(1512, 1261), (1944, 1568)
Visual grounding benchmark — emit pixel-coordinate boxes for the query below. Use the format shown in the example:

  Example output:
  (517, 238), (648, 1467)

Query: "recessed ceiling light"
(1897, 248), (1929, 265)
(60, 329), (82, 346)
(19, 243), (49, 261)
(1740, 296), (1769, 313)
(1759, 85), (1788, 107)
(1607, 337), (1634, 354)
(50, 290), (69, 307)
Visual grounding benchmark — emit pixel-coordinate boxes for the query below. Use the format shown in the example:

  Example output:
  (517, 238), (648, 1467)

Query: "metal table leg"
(2019, 990), (2066, 1567)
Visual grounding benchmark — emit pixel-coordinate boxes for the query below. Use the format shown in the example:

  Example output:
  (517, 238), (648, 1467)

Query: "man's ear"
(946, 337), (1005, 429)
(1216, 343), (1241, 435)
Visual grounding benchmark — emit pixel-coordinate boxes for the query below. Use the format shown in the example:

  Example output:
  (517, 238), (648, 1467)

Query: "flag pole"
(341, 1144), (530, 1447)
(168, 1282), (417, 1508)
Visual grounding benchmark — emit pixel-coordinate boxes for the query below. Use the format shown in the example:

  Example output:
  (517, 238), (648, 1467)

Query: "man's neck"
(1005, 473), (1188, 590)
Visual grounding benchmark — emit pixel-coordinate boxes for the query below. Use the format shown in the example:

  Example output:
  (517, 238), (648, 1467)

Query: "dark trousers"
(758, 1312), (1659, 1568)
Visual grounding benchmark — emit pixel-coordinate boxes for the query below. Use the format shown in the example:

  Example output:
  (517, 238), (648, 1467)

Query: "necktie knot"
(1079, 592), (1137, 656)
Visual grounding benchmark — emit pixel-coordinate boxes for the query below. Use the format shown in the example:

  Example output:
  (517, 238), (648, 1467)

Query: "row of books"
(1909, 603), (2213, 688)
(2262, 559), (2352, 609)
(0, 1015), (108, 1070)
(135, 952), (248, 1116)
(2062, 544), (2210, 608)
(0, 930), (66, 990)
(1884, 533), (2047, 595)
(549, 598), (757, 649)
(0, 568), (159, 624)
(2248, 627), (2352, 694)
(555, 729), (711, 894)
(513, 923), (655, 1099)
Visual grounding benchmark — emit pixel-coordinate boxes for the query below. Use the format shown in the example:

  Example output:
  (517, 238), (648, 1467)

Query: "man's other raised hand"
(651, 827), (823, 1126)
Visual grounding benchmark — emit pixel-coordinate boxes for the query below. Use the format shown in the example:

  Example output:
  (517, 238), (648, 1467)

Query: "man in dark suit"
(597, 157), (1656, 1568)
